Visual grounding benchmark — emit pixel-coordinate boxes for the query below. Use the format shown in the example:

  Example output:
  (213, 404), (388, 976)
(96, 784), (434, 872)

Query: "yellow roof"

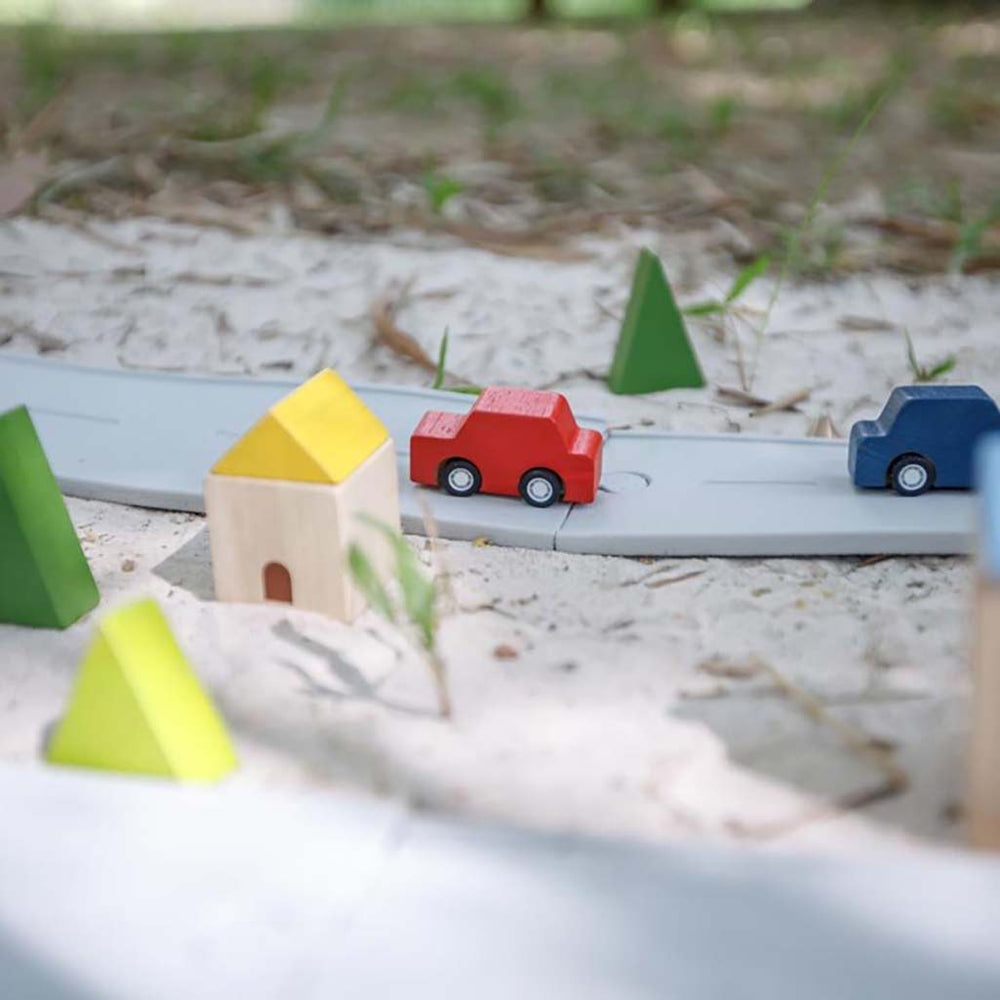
(212, 369), (389, 484)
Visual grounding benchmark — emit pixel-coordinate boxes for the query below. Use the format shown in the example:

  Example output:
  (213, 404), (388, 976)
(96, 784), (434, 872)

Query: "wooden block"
(205, 439), (399, 622)
(410, 386), (603, 506)
(0, 405), (99, 628)
(970, 583), (1000, 850)
(212, 369), (389, 484)
(607, 248), (704, 396)
(47, 599), (237, 782)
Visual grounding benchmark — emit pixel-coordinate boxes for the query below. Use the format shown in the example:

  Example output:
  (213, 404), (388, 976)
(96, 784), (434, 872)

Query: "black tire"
(889, 454), (935, 497)
(518, 468), (563, 508)
(439, 459), (481, 498)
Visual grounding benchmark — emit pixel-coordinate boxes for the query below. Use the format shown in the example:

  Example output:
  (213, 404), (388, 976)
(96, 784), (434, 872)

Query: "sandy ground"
(1, 214), (997, 852)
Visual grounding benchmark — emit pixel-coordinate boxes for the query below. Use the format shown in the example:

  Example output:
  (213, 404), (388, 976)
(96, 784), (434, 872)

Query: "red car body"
(410, 387), (603, 505)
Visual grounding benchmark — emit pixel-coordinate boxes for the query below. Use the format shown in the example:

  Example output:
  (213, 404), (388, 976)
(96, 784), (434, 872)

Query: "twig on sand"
(645, 569), (707, 590)
(370, 280), (476, 387)
(446, 219), (594, 262)
(726, 661), (908, 840)
(748, 388), (812, 417)
(13, 81), (72, 151)
(370, 278), (437, 373)
(716, 385), (809, 415)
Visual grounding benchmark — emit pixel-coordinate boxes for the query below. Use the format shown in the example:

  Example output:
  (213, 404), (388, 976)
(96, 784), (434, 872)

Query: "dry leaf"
(807, 414), (842, 438)
(837, 315), (896, 333)
(716, 385), (771, 408)
(965, 253), (1000, 275)
(370, 282), (437, 373)
(0, 154), (47, 216)
(698, 655), (762, 680)
(447, 221), (594, 263)
(750, 388), (811, 417)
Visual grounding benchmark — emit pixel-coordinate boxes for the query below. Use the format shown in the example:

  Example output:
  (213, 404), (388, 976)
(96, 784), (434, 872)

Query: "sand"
(1, 214), (996, 851)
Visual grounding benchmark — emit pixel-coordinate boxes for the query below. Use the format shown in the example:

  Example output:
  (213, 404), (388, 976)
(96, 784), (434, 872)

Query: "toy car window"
(879, 391), (908, 426)
(550, 400), (577, 446)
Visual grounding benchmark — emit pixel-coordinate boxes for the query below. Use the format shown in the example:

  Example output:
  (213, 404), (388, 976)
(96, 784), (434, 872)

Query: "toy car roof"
(880, 384), (997, 422)
(473, 386), (566, 419)
(887, 385), (994, 403)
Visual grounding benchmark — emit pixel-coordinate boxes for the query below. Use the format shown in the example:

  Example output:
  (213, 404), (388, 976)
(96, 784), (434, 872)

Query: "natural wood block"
(47, 598), (237, 782)
(969, 582), (1000, 850)
(205, 439), (399, 623)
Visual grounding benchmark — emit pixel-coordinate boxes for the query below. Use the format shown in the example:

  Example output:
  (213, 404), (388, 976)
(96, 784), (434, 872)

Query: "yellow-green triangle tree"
(608, 248), (705, 395)
(47, 599), (237, 782)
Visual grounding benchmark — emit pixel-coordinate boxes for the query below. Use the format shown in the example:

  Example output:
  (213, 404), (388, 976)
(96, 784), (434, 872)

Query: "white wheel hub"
(448, 467), (475, 493)
(526, 476), (554, 504)
(898, 463), (928, 491)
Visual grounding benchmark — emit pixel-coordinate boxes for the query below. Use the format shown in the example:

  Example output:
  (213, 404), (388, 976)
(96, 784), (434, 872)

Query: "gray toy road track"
(0, 354), (975, 556)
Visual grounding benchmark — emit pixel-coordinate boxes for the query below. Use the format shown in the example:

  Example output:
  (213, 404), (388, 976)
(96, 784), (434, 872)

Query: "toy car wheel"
(889, 455), (934, 497)
(440, 459), (481, 498)
(518, 468), (563, 508)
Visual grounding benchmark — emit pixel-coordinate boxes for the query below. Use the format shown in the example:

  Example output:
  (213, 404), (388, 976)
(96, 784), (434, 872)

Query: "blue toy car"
(849, 385), (1000, 496)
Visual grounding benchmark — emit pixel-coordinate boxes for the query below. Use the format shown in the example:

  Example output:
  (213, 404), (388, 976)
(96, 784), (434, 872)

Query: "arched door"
(263, 562), (293, 603)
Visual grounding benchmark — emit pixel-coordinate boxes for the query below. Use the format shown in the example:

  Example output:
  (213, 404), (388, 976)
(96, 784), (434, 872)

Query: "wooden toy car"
(409, 387), (603, 507)
(849, 385), (1000, 496)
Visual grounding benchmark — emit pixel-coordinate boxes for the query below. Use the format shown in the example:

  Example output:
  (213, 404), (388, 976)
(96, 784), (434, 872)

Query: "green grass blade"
(357, 515), (438, 650)
(347, 544), (396, 622)
(725, 255), (771, 304)
(433, 328), (449, 390)
(751, 84), (895, 387)
(926, 356), (957, 381)
(683, 300), (725, 317)
(903, 329), (922, 380)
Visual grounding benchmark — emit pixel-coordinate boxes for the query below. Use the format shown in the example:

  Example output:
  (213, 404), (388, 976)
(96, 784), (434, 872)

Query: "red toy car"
(410, 387), (603, 507)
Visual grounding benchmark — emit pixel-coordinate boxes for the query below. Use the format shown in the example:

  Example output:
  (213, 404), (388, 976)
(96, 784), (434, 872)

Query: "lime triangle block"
(0, 405), (99, 628)
(47, 599), (237, 782)
(608, 248), (705, 395)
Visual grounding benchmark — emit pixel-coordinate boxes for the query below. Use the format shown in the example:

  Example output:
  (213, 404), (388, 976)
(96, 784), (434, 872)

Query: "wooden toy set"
(0, 369), (402, 783)
(0, 248), (997, 850)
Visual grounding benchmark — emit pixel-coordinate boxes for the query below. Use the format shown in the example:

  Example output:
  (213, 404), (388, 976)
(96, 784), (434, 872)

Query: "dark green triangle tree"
(0, 406), (99, 628)
(608, 248), (705, 395)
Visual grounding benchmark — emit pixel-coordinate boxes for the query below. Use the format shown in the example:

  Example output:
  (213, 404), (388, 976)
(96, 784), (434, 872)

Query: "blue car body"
(850, 385), (1000, 490)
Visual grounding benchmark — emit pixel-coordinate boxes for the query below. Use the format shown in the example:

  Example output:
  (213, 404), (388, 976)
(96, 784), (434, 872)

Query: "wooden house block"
(47, 599), (237, 782)
(970, 584), (1000, 849)
(205, 370), (400, 623)
(0, 405), (99, 629)
(206, 440), (399, 621)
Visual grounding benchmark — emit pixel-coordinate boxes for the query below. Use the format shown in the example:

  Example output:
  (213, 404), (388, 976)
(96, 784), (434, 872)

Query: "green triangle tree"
(0, 406), (99, 628)
(608, 248), (705, 395)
